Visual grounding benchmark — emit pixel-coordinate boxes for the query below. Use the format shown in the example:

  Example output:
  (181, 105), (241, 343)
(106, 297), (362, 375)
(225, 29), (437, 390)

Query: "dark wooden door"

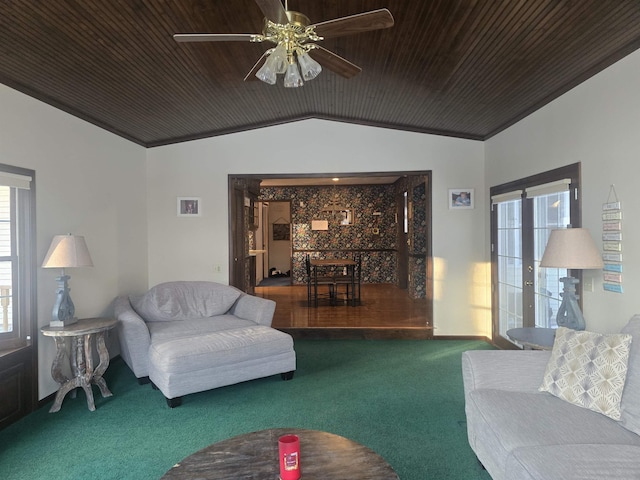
(0, 345), (37, 430)
(229, 185), (245, 291)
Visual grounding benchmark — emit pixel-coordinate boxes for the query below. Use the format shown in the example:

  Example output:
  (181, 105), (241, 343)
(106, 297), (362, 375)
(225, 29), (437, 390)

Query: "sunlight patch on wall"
(432, 256), (447, 301)
(470, 261), (491, 337)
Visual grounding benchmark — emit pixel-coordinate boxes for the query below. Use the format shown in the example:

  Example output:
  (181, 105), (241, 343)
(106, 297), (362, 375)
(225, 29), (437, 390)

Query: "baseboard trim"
(279, 327), (433, 340)
(278, 329), (495, 342)
(38, 392), (55, 409)
(433, 335), (492, 343)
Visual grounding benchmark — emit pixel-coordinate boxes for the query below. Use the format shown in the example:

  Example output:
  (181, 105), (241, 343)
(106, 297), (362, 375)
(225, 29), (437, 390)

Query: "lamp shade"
(42, 234), (93, 268)
(539, 228), (603, 269)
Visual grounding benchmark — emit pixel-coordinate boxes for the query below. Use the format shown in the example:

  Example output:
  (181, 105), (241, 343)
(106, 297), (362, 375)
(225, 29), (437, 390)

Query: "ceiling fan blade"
(173, 34), (256, 43)
(308, 46), (362, 79)
(311, 9), (394, 38)
(244, 52), (270, 82)
(255, 0), (288, 24)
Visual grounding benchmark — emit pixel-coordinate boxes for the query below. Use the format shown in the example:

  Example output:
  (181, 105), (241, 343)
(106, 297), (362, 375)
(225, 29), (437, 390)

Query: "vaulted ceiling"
(2, 1), (640, 147)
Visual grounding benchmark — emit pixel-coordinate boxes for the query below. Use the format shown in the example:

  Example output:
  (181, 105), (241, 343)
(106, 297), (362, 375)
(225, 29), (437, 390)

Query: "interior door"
(263, 204), (270, 279)
(491, 164), (580, 348)
(229, 185), (245, 291)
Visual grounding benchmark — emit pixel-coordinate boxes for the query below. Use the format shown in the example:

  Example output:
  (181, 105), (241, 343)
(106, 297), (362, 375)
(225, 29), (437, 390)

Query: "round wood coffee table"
(162, 428), (399, 479)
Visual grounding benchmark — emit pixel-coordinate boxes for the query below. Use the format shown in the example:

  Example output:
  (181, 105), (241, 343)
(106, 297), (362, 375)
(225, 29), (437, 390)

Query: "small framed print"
(177, 197), (201, 217)
(311, 220), (329, 231)
(272, 223), (290, 241)
(449, 189), (474, 209)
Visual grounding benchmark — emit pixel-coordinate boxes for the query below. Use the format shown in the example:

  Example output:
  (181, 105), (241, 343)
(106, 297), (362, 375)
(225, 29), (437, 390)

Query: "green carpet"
(0, 339), (493, 479)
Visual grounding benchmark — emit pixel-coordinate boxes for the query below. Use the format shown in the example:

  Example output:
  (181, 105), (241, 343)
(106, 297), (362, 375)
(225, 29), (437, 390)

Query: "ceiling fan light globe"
(284, 63), (304, 88)
(297, 52), (322, 81)
(272, 44), (288, 74)
(256, 60), (277, 85)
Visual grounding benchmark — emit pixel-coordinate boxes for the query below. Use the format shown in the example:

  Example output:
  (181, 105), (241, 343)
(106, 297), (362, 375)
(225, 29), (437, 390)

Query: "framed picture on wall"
(449, 189), (474, 210)
(272, 223), (290, 241)
(177, 197), (201, 217)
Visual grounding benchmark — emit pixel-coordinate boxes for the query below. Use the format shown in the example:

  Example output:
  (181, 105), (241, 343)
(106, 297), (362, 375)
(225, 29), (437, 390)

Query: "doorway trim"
(228, 170), (433, 329)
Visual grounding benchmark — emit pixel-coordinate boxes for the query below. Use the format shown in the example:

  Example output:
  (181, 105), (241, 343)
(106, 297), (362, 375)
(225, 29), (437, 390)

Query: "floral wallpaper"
(262, 184), (396, 281)
(261, 180), (428, 299)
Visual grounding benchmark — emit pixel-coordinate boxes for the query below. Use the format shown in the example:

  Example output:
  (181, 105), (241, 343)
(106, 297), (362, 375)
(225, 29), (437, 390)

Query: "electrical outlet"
(214, 265), (222, 273)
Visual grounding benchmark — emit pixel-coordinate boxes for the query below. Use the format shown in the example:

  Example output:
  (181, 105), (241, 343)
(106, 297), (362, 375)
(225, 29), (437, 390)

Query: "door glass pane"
(0, 186), (10, 256)
(0, 262), (12, 333)
(533, 191), (570, 328)
(0, 186), (11, 333)
(497, 198), (523, 337)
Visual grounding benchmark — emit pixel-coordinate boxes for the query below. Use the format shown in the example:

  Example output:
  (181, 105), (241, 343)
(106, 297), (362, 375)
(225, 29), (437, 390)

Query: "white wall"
(485, 48), (640, 333)
(0, 85), (149, 399)
(146, 122), (488, 337)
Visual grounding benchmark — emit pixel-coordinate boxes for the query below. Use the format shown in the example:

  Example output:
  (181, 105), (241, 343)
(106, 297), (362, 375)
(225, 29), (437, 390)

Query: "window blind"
(0, 172), (31, 190)
(491, 190), (522, 204)
(525, 178), (571, 198)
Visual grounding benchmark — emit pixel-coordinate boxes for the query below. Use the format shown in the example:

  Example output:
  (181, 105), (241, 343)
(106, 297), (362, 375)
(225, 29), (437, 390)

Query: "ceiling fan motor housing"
(262, 11), (314, 41)
(285, 11), (310, 28)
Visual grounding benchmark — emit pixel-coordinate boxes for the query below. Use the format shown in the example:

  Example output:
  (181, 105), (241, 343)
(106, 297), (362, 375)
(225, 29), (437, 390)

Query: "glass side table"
(507, 327), (556, 350)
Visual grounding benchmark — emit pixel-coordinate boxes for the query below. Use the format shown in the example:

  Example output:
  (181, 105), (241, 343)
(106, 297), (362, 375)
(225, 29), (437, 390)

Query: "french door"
(0, 165), (37, 430)
(490, 164), (580, 349)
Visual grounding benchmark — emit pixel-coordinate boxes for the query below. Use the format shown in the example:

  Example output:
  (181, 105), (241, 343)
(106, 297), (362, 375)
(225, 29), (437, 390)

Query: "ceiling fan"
(173, 0), (394, 88)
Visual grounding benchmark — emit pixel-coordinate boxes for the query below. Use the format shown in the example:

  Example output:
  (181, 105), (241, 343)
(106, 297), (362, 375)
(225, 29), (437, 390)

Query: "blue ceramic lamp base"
(49, 273), (77, 327)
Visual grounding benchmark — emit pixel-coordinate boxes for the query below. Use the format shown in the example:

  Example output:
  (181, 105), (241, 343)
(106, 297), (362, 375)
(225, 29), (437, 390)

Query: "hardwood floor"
(255, 283), (432, 339)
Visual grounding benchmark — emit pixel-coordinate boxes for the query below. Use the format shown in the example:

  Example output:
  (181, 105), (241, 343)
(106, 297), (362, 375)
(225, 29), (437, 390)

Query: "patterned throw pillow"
(539, 327), (632, 420)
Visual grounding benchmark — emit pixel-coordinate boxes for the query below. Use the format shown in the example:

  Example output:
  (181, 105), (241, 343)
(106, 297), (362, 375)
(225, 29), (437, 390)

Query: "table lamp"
(42, 234), (93, 327)
(539, 227), (603, 330)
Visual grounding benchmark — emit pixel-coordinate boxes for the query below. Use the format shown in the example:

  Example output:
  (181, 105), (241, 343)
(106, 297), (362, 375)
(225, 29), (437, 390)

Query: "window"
(0, 166), (36, 350)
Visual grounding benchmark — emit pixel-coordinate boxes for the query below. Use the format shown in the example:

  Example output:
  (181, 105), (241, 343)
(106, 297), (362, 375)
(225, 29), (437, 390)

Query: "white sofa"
(115, 281), (296, 407)
(462, 316), (640, 480)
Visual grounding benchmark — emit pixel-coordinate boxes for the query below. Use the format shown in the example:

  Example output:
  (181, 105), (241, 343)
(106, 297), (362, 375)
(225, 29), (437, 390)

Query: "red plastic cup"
(278, 434), (301, 480)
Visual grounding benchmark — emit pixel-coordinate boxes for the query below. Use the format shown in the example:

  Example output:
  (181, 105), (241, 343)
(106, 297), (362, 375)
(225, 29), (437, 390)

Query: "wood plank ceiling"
(1, 1), (640, 147)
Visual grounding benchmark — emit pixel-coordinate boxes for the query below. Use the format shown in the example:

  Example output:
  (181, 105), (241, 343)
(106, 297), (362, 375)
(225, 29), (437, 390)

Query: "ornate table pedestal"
(41, 317), (118, 413)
